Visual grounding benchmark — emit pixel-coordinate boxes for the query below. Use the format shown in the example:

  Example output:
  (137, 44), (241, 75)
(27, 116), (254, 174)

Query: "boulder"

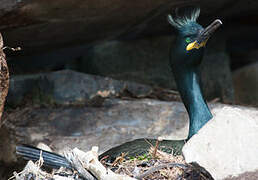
(7, 70), (158, 106)
(2, 98), (189, 165)
(233, 62), (258, 107)
(0, 0), (184, 54)
(2, 0), (258, 54)
(183, 106), (258, 180)
(81, 37), (176, 90)
(224, 170), (258, 180)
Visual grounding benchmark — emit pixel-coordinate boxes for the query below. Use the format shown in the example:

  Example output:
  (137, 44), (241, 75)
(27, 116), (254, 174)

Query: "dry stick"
(74, 147), (137, 180)
(66, 147), (137, 180)
(152, 140), (159, 158)
(64, 151), (97, 180)
(143, 139), (155, 148)
(135, 163), (187, 179)
(152, 137), (163, 158)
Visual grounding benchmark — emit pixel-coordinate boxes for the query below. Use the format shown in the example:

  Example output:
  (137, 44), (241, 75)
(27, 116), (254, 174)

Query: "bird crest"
(168, 7), (200, 30)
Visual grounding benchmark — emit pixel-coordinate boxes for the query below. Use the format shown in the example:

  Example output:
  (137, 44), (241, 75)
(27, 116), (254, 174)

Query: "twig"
(112, 152), (128, 166)
(135, 163), (187, 179)
(64, 150), (97, 180)
(152, 137), (163, 158)
(143, 139), (154, 148)
(72, 147), (137, 180)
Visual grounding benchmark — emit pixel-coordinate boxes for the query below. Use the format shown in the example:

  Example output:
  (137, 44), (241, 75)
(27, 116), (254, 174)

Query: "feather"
(168, 7), (200, 30)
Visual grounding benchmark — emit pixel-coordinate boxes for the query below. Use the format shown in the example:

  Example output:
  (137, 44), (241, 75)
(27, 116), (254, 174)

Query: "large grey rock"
(224, 170), (258, 180)
(82, 37), (176, 89)
(7, 74), (41, 106)
(233, 62), (258, 107)
(183, 106), (258, 180)
(7, 70), (158, 106)
(2, 0), (258, 55)
(3, 98), (189, 162)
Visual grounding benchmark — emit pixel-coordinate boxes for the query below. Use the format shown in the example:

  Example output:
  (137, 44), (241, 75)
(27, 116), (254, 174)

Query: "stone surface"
(224, 170), (258, 180)
(3, 98), (189, 158)
(0, 0), (184, 54)
(1, 0), (258, 55)
(183, 106), (258, 180)
(233, 62), (258, 107)
(82, 37), (175, 89)
(8, 70), (178, 106)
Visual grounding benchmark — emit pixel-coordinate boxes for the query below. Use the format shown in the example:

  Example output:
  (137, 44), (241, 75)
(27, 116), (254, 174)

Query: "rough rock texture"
(224, 170), (258, 180)
(2, 98), (189, 164)
(80, 37), (176, 89)
(7, 70), (180, 106)
(1, 0), (184, 54)
(6, 70), (148, 106)
(183, 106), (258, 180)
(233, 62), (258, 107)
(0, 33), (8, 125)
(2, 0), (258, 54)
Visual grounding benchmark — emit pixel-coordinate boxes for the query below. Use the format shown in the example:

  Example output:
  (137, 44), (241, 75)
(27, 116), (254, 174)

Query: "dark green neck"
(173, 66), (213, 138)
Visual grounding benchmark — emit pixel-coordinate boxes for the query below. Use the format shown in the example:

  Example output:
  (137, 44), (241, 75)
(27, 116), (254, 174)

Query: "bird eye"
(185, 37), (191, 43)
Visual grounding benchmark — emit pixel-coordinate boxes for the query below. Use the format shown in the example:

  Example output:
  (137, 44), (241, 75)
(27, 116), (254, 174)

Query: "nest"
(102, 146), (214, 180)
(12, 142), (214, 180)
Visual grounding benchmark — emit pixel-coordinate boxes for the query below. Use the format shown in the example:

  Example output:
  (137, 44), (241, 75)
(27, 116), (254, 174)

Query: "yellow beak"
(186, 40), (207, 51)
(186, 19), (222, 51)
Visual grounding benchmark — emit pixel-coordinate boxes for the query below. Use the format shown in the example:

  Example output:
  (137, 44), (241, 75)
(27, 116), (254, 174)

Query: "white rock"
(183, 106), (258, 180)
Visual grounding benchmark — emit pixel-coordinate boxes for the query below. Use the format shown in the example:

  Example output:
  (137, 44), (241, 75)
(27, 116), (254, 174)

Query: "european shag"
(168, 8), (222, 139)
(15, 8), (222, 170)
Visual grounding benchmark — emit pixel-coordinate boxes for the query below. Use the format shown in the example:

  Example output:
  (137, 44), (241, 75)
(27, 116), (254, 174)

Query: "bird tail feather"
(16, 145), (72, 169)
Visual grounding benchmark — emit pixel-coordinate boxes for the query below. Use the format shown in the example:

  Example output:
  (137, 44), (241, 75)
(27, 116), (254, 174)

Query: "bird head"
(168, 8), (222, 52)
